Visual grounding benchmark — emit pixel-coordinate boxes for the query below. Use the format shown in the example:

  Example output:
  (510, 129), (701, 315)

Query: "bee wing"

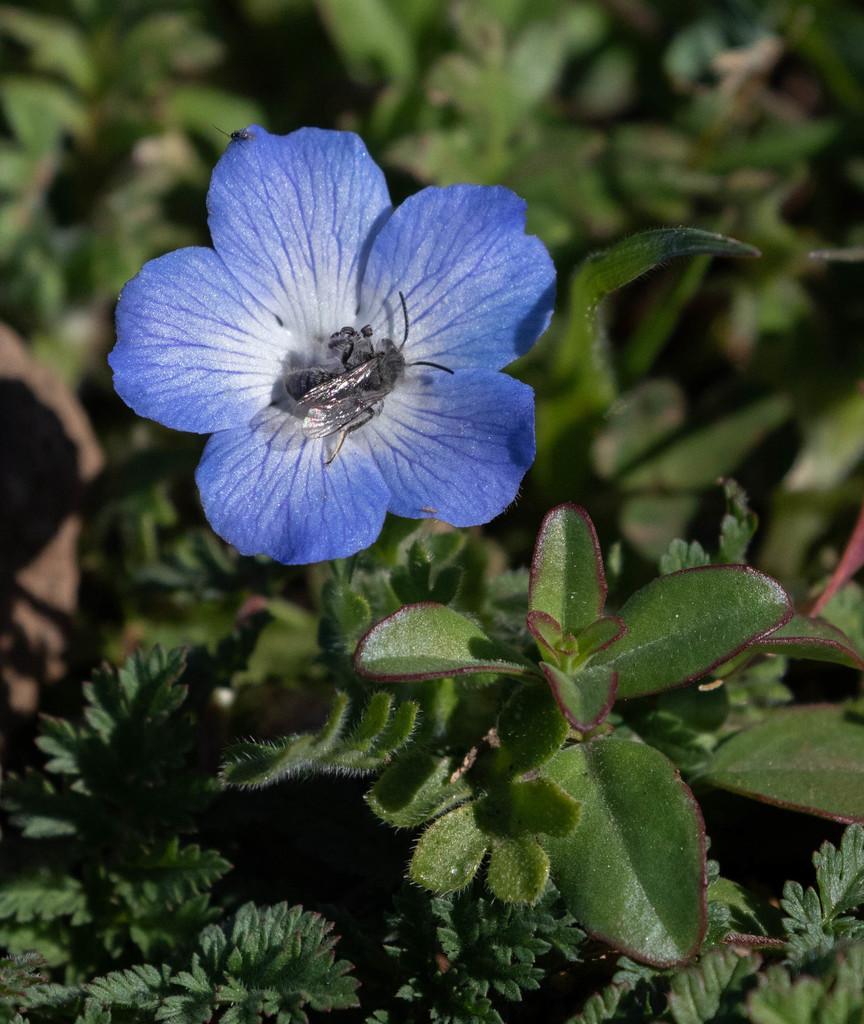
(297, 362), (389, 439)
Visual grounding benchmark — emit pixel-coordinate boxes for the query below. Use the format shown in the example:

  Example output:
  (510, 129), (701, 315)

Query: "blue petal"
(354, 369), (535, 526)
(111, 247), (285, 432)
(195, 407), (390, 564)
(208, 125), (392, 341)
(359, 186), (555, 371)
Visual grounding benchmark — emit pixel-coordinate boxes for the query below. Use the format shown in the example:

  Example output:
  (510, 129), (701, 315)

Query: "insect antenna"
(396, 289), (455, 374)
(397, 290), (410, 349)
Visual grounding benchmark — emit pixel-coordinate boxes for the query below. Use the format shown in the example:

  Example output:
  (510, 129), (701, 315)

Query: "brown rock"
(0, 325), (103, 744)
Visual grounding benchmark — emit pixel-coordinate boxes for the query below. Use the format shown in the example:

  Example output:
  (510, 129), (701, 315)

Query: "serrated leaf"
(355, 603), (538, 680)
(815, 824), (864, 918)
(704, 706), (864, 823)
(86, 964), (172, 1010)
(666, 947), (761, 1024)
(543, 739), (706, 966)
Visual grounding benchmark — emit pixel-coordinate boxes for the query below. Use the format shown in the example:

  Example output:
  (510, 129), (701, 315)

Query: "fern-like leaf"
(381, 883), (583, 1023)
(665, 947), (761, 1023)
(782, 824), (864, 960)
(221, 693), (419, 787)
(155, 903), (358, 1024)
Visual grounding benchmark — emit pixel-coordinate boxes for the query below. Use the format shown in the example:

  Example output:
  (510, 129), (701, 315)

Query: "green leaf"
(666, 947), (761, 1024)
(487, 839), (550, 904)
(541, 663), (617, 731)
(588, 565), (791, 699)
(496, 683), (569, 774)
(575, 227), (760, 319)
(543, 739), (706, 965)
(367, 751), (472, 828)
(157, 903), (358, 1022)
(704, 706), (864, 822)
(749, 615), (864, 669)
(814, 823), (864, 918)
(410, 804), (488, 893)
(0, 8), (93, 91)
(354, 603), (538, 680)
(221, 693), (419, 786)
(529, 505), (607, 636)
(473, 779), (581, 840)
(706, 878), (784, 937)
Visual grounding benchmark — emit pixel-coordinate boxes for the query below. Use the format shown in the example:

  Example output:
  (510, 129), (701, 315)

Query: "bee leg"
(323, 409), (376, 466)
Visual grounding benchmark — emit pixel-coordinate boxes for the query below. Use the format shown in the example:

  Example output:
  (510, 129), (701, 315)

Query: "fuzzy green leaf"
(496, 684), (569, 774)
(410, 804), (488, 894)
(543, 739), (706, 965)
(367, 751), (472, 828)
(474, 778), (581, 840)
(541, 663), (617, 731)
(355, 603), (538, 680)
(748, 615), (864, 669)
(487, 839), (550, 904)
(587, 566), (791, 699)
(221, 693), (419, 786)
(529, 505), (607, 637)
(704, 706), (864, 822)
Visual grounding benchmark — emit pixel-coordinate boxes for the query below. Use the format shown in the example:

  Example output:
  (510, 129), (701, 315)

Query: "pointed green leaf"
(542, 663), (617, 732)
(589, 566), (791, 699)
(751, 615), (864, 669)
(354, 603), (538, 680)
(578, 617), (626, 657)
(410, 804), (488, 894)
(487, 839), (550, 904)
(704, 706), (864, 823)
(574, 228), (760, 318)
(530, 505), (607, 636)
(543, 739), (706, 966)
(526, 609), (562, 658)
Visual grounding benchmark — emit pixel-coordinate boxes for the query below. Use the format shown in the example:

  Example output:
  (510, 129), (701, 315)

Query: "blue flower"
(109, 126), (555, 564)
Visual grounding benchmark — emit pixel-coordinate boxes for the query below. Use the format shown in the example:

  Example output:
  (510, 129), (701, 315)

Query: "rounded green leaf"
(487, 838), (550, 903)
(473, 778), (581, 839)
(529, 505), (606, 636)
(591, 565), (792, 699)
(354, 603), (537, 681)
(410, 804), (488, 894)
(543, 739), (707, 966)
(368, 751), (472, 828)
(497, 684), (569, 773)
(703, 705), (864, 823)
